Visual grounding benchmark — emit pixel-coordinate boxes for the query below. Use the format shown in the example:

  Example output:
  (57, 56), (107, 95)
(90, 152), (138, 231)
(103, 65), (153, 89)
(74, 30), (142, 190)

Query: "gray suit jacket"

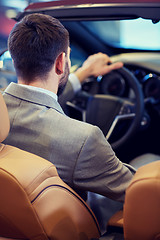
(3, 82), (135, 201)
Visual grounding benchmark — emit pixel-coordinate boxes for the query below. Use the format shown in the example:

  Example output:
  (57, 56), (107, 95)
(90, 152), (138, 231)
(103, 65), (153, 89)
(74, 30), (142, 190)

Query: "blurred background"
(1, 0), (160, 53)
(0, 0), (54, 51)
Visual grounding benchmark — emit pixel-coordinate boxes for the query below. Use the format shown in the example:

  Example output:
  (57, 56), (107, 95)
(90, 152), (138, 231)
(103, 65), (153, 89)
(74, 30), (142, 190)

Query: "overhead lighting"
(5, 9), (17, 19)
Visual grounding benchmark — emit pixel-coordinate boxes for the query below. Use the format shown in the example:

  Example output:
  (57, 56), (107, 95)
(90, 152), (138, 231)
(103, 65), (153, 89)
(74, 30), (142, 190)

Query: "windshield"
(81, 18), (160, 50)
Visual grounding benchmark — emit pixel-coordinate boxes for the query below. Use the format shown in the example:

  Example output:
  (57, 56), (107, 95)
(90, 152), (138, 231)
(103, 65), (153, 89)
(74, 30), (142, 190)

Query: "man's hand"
(74, 52), (123, 83)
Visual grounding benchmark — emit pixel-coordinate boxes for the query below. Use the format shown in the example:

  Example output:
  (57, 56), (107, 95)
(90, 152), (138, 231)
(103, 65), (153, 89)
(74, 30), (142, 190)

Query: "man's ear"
(55, 52), (65, 75)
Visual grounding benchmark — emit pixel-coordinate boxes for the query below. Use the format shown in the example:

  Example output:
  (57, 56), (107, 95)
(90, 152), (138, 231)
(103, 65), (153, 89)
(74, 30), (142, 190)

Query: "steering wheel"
(67, 67), (144, 149)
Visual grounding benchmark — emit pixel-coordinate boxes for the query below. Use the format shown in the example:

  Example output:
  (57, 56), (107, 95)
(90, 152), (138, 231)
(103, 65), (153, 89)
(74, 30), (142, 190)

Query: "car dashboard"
(81, 52), (160, 106)
(112, 53), (160, 115)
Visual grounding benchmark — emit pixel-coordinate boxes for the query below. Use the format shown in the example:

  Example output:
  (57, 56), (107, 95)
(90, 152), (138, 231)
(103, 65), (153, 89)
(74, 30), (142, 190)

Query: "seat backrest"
(123, 161), (160, 240)
(0, 92), (100, 240)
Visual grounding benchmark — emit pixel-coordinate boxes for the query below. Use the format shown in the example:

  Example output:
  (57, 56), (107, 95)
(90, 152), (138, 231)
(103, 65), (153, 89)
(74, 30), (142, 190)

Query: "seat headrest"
(0, 93), (10, 143)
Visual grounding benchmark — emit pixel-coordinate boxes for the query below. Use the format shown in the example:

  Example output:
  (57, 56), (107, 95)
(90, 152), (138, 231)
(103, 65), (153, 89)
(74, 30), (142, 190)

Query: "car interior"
(1, 1), (160, 164)
(1, 90), (160, 239)
(1, 0), (160, 239)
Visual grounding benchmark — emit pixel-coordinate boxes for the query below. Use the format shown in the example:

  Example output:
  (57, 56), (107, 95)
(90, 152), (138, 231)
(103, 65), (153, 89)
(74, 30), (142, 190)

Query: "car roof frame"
(16, 2), (160, 22)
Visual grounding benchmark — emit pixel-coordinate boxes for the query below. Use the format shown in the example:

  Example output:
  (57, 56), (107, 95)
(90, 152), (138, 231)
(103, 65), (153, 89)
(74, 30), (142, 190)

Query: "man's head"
(8, 13), (70, 87)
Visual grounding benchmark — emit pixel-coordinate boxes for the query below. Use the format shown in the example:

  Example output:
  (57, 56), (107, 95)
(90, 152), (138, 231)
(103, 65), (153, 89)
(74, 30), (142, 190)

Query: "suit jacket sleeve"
(72, 125), (136, 202)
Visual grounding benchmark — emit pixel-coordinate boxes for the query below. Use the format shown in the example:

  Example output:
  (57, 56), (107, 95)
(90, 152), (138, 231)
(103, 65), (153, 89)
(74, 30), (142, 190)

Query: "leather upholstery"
(123, 161), (160, 240)
(107, 210), (123, 229)
(107, 160), (160, 240)
(0, 92), (100, 240)
(0, 93), (10, 142)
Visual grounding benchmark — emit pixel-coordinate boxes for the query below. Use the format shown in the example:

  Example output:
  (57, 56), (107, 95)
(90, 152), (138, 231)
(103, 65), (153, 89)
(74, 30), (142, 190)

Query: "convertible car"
(1, 0), (160, 164)
(0, 1), (160, 239)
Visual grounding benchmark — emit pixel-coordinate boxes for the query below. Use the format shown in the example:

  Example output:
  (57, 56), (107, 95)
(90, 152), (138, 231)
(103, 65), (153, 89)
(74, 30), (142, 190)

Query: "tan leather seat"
(123, 160), (160, 240)
(108, 160), (160, 240)
(0, 92), (100, 240)
(0, 93), (10, 142)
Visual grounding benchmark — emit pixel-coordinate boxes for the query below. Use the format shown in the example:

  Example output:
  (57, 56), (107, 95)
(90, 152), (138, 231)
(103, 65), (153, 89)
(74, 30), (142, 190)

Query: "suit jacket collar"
(4, 82), (64, 114)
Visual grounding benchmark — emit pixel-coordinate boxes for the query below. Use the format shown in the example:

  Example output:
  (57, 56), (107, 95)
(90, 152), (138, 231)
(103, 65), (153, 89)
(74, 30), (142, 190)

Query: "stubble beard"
(57, 60), (70, 96)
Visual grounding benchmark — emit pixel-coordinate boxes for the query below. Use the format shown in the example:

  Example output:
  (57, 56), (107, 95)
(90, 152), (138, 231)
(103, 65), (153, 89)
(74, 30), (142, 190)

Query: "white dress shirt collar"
(18, 84), (58, 101)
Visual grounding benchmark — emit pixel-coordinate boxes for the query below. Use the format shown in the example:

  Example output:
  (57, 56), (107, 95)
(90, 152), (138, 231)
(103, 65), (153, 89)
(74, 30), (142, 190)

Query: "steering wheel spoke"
(106, 112), (135, 140)
(119, 100), (135, 115)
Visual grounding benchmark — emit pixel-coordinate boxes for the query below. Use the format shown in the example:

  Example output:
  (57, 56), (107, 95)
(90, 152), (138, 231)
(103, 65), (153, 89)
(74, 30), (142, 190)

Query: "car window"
(0, 50), (15, 72)
(0, 51), (17, 89)
(70, 41), (88, 72)
(81, 18), (160, 50)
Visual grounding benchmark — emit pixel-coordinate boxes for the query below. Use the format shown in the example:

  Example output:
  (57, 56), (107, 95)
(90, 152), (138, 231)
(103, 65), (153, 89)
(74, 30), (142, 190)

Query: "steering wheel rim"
(107, 67), (144, 149)
(67, 67), (144, 149)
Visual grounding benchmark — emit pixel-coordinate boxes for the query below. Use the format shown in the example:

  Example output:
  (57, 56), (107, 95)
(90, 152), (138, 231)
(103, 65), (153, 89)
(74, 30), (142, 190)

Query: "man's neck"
(18, 71), (59, 95)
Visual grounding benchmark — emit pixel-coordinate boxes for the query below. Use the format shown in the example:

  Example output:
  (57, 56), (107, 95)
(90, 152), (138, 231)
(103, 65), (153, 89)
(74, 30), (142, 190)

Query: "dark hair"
(8, 13), (69, 82)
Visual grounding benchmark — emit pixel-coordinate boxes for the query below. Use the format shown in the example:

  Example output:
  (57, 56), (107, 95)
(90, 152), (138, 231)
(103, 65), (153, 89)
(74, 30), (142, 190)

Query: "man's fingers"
(108, 61), (123, 71)
(95, 61), (123, 76)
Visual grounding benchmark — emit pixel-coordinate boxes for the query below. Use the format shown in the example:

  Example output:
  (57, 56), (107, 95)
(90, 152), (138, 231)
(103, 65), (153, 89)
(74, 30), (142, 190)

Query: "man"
(3, 13), (135, 202)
